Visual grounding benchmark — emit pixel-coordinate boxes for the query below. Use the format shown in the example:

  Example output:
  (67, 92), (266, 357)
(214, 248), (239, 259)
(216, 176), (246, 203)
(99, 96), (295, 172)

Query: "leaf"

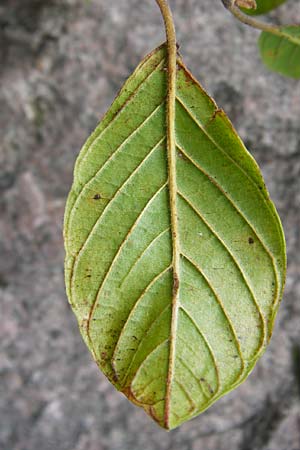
(258, 26), (300, 78)
(64, 44), (286, 430)
(242, 0), (287, 15)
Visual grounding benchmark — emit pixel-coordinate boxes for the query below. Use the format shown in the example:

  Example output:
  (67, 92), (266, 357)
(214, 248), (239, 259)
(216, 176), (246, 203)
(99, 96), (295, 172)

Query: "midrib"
(164, 37), (180, 432)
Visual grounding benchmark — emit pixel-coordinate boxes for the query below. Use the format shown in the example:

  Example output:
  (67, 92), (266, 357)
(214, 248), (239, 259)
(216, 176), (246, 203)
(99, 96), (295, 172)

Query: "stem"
(222, 1), (284, 37)
(155, 0), (177, 51)
(155, 0), (179, 430)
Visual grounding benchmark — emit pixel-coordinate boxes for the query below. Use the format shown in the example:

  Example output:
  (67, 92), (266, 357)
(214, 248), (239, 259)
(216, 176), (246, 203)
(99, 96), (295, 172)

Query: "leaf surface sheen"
(64, 44), (286, 430)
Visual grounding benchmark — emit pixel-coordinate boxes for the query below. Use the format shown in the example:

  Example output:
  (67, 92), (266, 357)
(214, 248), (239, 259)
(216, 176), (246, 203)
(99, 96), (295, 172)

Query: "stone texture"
(0, 1), (300, 449)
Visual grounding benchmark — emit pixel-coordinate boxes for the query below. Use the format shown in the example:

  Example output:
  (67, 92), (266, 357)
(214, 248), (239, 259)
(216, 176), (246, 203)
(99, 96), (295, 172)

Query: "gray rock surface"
(1, 1), (300, 449)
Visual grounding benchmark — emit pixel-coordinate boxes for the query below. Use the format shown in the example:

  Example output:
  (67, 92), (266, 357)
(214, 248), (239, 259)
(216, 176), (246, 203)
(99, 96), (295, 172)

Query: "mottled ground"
(1, 1), (300, 449)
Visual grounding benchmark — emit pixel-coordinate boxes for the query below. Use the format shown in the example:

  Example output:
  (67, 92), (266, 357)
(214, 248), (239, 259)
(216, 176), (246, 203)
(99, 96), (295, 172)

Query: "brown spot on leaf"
(112, 372), (119, 383)
(80, 319), (88, 331)
(211, 108), (223, 121)
(173, 274), (179, 296)
(93, 193), (102, 200)
(248, 237), (254, 244)
(200, 378), (214, 394)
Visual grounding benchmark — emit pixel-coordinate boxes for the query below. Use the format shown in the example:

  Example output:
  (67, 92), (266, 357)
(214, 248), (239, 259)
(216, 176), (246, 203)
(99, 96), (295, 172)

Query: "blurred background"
(1, 1), (300, 449)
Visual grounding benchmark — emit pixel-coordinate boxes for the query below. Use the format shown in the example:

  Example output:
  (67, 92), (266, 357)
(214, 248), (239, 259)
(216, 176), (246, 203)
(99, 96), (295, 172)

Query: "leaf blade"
(64, 44), (286, 429)
(258, 26), (300, 78)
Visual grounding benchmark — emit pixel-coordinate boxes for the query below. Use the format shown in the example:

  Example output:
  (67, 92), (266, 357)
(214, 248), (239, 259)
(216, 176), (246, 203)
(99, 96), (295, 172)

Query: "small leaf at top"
(64, 44), (286, 429)
(259, 26), (300, 78)
(242, 0), (287, 15)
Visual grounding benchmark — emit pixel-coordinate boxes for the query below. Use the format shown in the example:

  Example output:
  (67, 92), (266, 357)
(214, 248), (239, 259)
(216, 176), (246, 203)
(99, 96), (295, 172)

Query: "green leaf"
(242, 0), (287, 15)
(259, 26), (300, 78)
(64, 44), (286, 430)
